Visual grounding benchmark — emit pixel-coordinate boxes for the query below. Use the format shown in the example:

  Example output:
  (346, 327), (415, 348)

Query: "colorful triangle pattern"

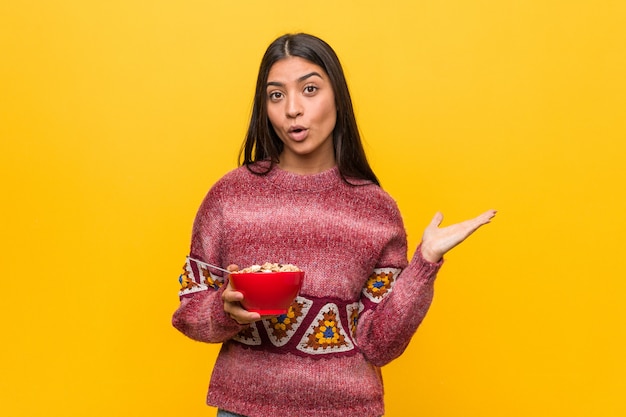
(263, 296), (313, 347)
(296, 303), (355, 356)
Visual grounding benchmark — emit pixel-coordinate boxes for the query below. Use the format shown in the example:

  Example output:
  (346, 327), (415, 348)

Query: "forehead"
(267, 56), (328, 82)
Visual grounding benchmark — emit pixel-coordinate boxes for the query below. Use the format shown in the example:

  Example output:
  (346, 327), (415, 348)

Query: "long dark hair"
(239, 33), (380, 186)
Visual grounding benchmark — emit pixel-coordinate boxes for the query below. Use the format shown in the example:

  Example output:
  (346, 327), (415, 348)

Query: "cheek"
(266, 106), (281, 129)
(323, 102), (337, 131)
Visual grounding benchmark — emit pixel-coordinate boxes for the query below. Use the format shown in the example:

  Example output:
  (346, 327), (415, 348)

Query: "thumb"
(429, 212), (444, 228)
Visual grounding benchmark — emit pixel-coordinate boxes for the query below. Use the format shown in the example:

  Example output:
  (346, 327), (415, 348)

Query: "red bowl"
(228, 271), (304, 315)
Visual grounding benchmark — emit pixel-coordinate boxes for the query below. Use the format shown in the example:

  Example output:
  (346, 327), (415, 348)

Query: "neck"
(278, 153), (336, 175)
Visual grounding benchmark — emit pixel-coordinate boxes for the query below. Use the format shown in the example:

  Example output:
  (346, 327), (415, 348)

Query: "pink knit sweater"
(172, 163), (442, 417)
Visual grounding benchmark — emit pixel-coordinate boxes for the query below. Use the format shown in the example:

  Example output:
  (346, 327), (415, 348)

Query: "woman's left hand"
(420, 209), (497, 263)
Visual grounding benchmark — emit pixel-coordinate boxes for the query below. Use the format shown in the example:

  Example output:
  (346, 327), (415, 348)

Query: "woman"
(172, 33), (496, 417)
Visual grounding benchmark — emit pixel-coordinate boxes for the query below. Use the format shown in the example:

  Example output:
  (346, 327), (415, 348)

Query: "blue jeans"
(217, 410), (247, 417)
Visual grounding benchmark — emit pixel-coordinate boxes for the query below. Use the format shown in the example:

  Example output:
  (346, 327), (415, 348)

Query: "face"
(266, 56), (337, 173)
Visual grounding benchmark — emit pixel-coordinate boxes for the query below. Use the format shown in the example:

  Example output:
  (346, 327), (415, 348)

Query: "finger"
(227, 264), (240, 272)
(465, 209), (497, 233)
(223, 293), (244, 304)
(223, 299), (246, 316)
(476, 209), (497, 224)
(228, 308), (261, 325)
(231, 315), (260, 325)
(429, 211), (444, 228)
(242, 311), (261, 322)
(222, 288), (244, 303)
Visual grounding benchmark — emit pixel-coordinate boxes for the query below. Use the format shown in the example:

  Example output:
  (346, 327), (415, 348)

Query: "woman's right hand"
(222, 264), (262, 325)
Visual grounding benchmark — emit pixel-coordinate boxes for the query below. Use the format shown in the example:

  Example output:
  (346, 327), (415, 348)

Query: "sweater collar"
(265, 164), (342, 192)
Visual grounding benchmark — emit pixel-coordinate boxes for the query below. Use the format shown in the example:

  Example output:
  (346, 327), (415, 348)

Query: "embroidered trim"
(296, 303), (355, 356)
(233, 322), (262, 346)
(178, 256), (226, 297)
(230, 295), (360, 358)
(225, 268), (403, 358)
(346, 302), (363, 342)
(176, 258), (406, 358)
(263, 296), (313, 347)
(361, 268), (401, 303)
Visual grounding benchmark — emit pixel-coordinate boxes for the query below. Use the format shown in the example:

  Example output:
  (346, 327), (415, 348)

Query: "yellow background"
(1, 1), (625, 416)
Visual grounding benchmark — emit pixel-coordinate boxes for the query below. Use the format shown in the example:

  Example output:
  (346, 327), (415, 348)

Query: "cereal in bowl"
(231, 262), (301, 274)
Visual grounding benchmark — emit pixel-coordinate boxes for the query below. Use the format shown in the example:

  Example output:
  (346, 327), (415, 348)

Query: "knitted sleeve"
(355, 199), (443, 367)
(171, 180), (246, 343)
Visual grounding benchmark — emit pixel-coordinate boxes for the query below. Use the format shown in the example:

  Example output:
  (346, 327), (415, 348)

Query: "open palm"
(420, 209), (497, 263)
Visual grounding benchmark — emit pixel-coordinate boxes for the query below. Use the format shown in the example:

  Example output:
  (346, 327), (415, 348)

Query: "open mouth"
(287, 126), (308, 141)
(289, 126), (306, 133)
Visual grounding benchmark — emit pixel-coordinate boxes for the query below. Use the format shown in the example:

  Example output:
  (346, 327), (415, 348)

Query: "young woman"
(172, 33), (496, 417)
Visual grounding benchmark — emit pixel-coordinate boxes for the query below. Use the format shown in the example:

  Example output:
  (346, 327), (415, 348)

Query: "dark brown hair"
(239, 33), (380, 186)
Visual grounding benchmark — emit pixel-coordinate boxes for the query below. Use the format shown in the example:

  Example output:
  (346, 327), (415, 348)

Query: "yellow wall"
(1, 1), (624, 416)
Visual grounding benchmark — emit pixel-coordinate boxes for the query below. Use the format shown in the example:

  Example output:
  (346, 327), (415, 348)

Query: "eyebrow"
(266, 71), (324, 88)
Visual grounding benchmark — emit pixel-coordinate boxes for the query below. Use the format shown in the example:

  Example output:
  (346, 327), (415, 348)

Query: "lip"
(287, 125), (309, 142)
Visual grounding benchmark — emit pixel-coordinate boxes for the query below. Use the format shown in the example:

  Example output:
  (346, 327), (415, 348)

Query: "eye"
(303, 85), (318, 95)
(268, 91), (283, 102)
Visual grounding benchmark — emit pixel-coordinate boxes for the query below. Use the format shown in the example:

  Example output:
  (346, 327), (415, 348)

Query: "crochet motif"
(297, 303), (354, 355)
(263, 297), (313, 347)
(175, 259), (402, 357)
(234, 323), (261, 346)
(227, 267), (401, 358)
(361, 268), (400, 303)
(178, 257), (226, 297)
(346, 302), (363, 340)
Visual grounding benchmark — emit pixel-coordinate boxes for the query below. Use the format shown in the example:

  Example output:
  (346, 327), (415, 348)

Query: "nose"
(285, 95), (303, 118)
